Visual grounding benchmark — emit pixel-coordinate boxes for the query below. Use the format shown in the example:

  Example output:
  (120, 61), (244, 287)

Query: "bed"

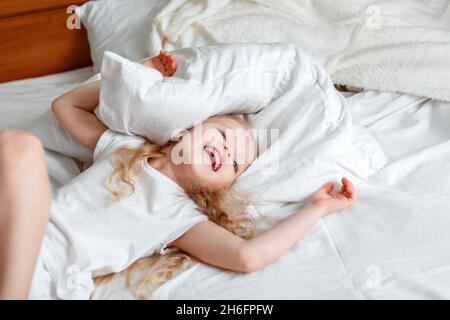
(1, 0), (450, 300)
(1, 65), (449, 300)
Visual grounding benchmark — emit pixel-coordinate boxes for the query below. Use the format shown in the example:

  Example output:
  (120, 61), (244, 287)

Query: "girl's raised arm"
(171, 178), (355, 272)
(51, 80), (107, 150)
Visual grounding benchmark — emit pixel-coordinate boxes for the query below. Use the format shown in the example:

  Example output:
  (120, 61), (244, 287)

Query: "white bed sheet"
(142, 91), (450, 300)
(1, 68), (449, 299)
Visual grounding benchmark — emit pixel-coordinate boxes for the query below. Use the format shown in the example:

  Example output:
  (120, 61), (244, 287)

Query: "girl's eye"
(233, 160), (238, 173)
(219, 129), (226, 140)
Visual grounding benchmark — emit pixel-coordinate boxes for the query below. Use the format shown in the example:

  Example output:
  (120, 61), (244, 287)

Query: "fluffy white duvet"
(1, 42), (450, 299)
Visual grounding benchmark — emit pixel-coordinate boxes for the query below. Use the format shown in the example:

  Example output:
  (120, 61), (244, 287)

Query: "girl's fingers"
(342, 177), (354, 193)
(334, 193), (348, 202)
(341, 177), (348, 187)
(153, 51), (176, 76)
(344, 189), (355, 201)
(161, 53), (176, 68)
(342, 191), (352, 199)
(343, 177), (353, 188)
(336, 192), (353, 203)
(320, 182), (334, 194)
(334, 177), (355, 201)
(338, 178), (351, 194)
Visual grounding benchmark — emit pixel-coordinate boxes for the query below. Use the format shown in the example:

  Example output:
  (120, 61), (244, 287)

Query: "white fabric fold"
(148, 0), (450, 102)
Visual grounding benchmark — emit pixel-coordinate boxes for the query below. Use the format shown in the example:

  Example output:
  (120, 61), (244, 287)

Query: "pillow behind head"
(76, 0), (168, 72)
(96, 43), (389, 208)
(96, 43), (298, 146)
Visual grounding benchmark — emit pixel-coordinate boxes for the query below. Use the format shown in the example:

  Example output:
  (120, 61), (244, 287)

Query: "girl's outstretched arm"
(52, 80), (107, 150)
(171, 178), (356, 273)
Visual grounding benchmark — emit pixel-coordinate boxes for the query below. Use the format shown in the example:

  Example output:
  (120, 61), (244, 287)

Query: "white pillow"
(75, 0), (168, 72)
(96, 42), (390, 206)
(96, 43), (297, 145)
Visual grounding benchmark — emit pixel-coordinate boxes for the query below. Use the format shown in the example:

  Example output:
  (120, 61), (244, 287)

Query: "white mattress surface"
(1, 68), (449, 299)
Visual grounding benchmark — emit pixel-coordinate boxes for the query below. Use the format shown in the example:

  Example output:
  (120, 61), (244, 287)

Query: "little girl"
(0, 50), (355, 300)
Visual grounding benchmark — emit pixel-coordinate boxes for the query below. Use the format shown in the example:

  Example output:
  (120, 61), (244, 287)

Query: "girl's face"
(171, 116), (256, 190)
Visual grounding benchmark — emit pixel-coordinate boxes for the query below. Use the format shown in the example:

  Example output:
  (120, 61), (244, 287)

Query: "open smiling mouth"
(204, 145), (223, 172)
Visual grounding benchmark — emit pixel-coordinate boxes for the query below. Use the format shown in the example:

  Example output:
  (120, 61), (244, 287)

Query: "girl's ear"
(173, 133), (183, 142)
(173, 128), (191, 142)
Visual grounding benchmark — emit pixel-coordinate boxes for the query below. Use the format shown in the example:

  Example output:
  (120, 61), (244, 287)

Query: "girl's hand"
(141, 50), (177, 76)
(306, 177), (356, 216)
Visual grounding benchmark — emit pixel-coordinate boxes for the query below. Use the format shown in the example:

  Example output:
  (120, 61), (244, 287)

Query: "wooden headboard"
(0, 0), (92, 83)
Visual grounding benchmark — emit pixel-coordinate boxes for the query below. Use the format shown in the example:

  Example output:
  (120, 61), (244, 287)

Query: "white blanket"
(148, 0), (450, 102)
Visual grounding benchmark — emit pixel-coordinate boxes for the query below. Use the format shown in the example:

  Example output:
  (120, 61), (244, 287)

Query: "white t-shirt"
(33, 129), (208, 299)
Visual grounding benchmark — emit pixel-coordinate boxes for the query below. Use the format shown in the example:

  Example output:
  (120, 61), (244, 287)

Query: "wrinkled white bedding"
(149, 0), (450, 102)
(97, 90), (450, 300)
(1, 65), (450, 299)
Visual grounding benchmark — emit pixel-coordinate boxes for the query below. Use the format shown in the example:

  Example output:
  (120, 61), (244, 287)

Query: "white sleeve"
(93, 129), (145, 163)
(157, 199), (209, 256)
(27, 111), (94, 162)
(95, 43), (301, 145)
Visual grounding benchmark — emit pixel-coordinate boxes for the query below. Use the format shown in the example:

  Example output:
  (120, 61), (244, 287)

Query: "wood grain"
(0, 1), (91, 83)
(0, 0), (87, 18)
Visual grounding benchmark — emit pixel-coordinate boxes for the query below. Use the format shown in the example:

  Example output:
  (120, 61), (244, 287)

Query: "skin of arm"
(51, 80), (107, 151)
(171, 178), (356, 273)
